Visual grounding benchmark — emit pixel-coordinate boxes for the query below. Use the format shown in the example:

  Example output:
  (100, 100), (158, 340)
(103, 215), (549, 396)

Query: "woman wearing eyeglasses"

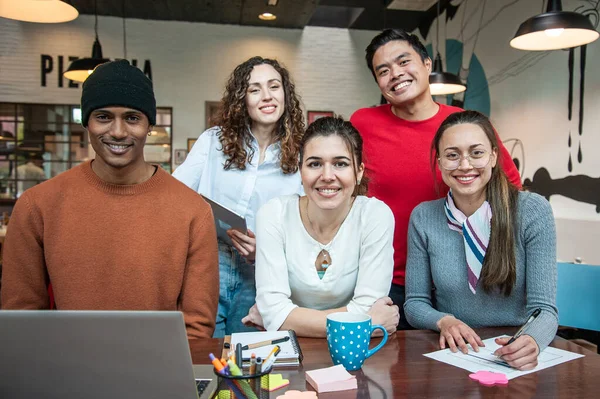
(404, 110), (558, 370)
(243, 116), (399, 337)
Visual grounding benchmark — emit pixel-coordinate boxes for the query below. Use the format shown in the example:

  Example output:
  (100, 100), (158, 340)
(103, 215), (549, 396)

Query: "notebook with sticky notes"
(224, 330), (303, 368)
(305, 365), (357, 393)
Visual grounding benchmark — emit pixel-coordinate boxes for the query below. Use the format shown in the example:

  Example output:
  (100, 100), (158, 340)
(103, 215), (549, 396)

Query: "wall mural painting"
(523, 169), (600, 213)
(567, 45), (586, 173)
(417, 1), (461, 43)
(419, 0), (600, 213)
(566, 1), (598, 172)
(526, 1), (599, 212)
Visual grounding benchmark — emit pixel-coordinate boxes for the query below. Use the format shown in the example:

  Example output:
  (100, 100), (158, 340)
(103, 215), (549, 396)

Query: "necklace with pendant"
(304, 197), (353, 272)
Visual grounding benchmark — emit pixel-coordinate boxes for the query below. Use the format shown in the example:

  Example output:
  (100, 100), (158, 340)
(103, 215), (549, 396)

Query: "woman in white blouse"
(243, 116), (399, 337)
(173, 57), (305, 337)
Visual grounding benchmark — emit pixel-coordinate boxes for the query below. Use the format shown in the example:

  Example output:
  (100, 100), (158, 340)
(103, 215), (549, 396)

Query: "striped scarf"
(444, 191), (492, 294)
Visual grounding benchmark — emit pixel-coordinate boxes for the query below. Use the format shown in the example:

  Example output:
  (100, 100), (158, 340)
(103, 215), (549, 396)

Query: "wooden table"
(190, 328), (600, 398)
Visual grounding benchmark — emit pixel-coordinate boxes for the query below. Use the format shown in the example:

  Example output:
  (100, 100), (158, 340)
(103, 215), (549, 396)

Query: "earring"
(147, 132), (151, 136)
(356, 179), (361, 185)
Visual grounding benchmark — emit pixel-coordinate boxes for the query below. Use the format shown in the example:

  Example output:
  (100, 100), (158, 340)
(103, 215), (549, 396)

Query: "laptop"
(0, 311), (217, 399)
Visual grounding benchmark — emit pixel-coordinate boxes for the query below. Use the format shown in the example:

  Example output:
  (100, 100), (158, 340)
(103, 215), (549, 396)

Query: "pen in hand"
(506, 308), (541, 345)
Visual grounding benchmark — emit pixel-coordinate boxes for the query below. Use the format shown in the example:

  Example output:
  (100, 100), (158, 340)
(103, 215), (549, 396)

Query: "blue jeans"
(213, 241), (257, 338)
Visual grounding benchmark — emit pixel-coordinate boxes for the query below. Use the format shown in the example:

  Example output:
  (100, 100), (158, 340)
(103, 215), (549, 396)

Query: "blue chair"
(556, 262), (600, 353)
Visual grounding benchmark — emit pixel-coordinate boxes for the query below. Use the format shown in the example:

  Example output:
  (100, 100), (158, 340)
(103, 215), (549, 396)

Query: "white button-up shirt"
(173, 127), (303, 232)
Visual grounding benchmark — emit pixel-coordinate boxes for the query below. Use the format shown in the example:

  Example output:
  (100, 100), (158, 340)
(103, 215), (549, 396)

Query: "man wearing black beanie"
(81, 59), (157, 185)
(2, 60), (220, 339)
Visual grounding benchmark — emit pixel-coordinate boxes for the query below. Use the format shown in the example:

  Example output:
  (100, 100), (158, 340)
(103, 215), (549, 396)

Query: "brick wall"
(0, 16), (381, 154)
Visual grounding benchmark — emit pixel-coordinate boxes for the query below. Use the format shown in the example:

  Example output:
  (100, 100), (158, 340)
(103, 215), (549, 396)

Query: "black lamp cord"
(122, 0), (127, 59)
(436, 0), (440, 56)
(94, 0), (98, 41)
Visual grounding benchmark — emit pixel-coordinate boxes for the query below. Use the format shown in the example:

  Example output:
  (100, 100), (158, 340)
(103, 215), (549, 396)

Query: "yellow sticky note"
(217, 389), (231, 399)
(261, 373), (290, 391)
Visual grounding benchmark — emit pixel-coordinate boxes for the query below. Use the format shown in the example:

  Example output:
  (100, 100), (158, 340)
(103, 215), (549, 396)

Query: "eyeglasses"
(438, 149), (492, 171)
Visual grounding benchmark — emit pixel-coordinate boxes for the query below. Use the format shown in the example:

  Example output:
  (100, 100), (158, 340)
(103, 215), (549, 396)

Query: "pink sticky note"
(276, 390), (318, 399)
(469, 371), (509, 386)
(305, 364), (357, 393)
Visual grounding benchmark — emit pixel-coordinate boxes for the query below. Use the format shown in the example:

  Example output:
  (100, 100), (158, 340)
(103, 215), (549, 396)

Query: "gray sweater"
(404, 191), (558, 351)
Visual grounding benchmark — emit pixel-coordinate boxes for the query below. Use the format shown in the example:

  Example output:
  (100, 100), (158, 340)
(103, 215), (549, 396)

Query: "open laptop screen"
(0, 310), (207, 399)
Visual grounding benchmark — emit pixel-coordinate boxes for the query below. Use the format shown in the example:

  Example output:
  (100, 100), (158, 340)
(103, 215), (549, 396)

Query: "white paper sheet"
(423, 335), (585, 379)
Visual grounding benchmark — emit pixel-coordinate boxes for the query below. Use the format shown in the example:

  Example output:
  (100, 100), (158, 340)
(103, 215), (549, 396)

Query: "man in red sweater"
(1, 60), (219, 338)
(350, 29), (521, 329)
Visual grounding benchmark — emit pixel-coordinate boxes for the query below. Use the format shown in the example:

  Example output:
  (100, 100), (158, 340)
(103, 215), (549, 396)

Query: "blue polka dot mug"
(326, 312), (388, 371)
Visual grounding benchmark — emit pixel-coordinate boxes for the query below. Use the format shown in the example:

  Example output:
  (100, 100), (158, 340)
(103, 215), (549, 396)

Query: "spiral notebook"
(226, 330), (303, 368)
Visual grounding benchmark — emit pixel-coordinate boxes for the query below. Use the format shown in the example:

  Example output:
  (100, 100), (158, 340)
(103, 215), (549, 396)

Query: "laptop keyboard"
(196, 379), (212, 397)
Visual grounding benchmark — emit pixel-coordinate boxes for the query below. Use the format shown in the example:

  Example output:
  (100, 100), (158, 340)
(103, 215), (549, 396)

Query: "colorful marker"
(261, 345), (281, 372)
(249, 353), (257, 375)
(261, 346), (281, 372)
(235, 343), (243, 369)
(262, 345), (280, 363)
(210, 354), (245, 397)
(227, 359), (258, 399)
(209, 353), (225, 374)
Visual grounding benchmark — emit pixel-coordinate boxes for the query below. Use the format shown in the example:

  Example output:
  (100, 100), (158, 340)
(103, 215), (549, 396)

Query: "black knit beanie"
(80, 59), (156, 127)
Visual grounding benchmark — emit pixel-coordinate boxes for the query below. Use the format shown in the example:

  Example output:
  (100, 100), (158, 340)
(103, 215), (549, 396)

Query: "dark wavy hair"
(213, 56), (304, 174)
(300, 116), (369, 196)
(365, 28), (430, 80)
(431, 110), (519, 296)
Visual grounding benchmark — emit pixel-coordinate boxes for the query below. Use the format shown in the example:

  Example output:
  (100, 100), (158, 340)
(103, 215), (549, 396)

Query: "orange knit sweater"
(1, 161), (219, 339)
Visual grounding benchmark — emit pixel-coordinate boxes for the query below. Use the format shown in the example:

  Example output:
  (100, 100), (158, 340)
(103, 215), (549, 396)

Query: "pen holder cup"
(214, 367), (272, 399)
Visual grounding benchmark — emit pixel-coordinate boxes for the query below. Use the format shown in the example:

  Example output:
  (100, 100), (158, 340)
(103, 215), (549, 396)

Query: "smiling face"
(372, 40), (432, 109)
(300, 135), (364, 211)
(438, 123), (498, 204)
(87, 106), (151, 171)
(245, 64), (285, 132)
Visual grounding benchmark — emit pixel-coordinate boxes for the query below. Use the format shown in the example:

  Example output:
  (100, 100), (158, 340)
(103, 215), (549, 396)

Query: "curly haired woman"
(174, 56), (305, 337)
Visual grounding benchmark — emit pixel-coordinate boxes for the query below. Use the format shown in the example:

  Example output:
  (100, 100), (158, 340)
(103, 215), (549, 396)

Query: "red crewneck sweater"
(1, 161), (219, 338)
(351, 104), (521, 286)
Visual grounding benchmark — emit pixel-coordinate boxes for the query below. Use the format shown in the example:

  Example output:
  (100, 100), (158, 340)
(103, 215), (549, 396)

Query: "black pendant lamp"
(510, 0), (599, 51)
(63, 0), (109, 82)
(429, 0), (466, 96)
(430, 52), (466, 95)
(0, 0), (78, 23)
